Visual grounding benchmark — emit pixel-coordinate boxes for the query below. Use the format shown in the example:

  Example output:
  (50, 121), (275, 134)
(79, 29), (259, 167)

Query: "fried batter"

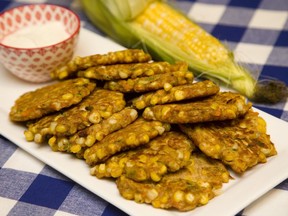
(132, 80), (219, 109)
(65, 107), (139, 154)
(143, 92), (252, 124)
(104, 71), (193, 93)
(179, 109), (277, 173)
(24, 89), (126, 143)
(90, 131), (194, 181)
(51, 49), (152, 79)
(77, 61), (188, 80)
(10, 78), (96, 122)
(116, 152), (230, 211)
(84, 117), (171, 166)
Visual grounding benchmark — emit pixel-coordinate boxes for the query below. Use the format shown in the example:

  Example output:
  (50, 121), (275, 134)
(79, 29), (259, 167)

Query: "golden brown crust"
(179, 109), (277, 173)
(84, 117), (171, 165)
(132, 80), (219, 109)
(9, 49), (278, 213)
(9, 78), (96, 122)
(24, 89), (126, 143)
(104, 71), (193, 93)
(65, 107), (139, 154)
(142, 92), (252, 124)
(116, 152), (230, 211)
(51, 49), (152, 79)
(90, 131), (194, 181)
(77, 61), (188, 80)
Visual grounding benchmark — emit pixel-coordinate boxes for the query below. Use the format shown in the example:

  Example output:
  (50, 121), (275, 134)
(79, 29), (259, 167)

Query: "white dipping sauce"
(1, 22), (70, 48)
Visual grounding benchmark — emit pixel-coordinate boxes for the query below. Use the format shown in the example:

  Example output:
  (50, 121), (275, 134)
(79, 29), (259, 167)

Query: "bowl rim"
(0, 3), (81, 50)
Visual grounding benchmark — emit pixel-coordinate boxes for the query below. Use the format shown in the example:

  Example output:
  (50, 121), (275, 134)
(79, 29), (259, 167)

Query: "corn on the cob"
(134, 2), (229, 66)
(81, 0), (288, 103)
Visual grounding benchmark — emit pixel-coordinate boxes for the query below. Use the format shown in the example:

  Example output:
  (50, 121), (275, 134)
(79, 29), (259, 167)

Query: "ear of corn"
(81, 0), (288, 103)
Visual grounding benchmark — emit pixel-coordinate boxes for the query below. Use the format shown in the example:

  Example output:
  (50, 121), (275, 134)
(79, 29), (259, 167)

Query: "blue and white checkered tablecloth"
(0, 0), (288, 215)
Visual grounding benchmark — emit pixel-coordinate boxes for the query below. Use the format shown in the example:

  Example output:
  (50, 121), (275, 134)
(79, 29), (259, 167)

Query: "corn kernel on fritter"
(171, 152), (230, 189)
(67, 107), (138, 154)
(10, 78), (96, 122)
(9, 48), (279, 213)
(104, 71), (193, 93)
(84, 117), (171, 165)
(90, 131), (194, 181)
(51, 49), (152, 80)
(77, 61), (188, 80)
(143, 92), (252, 124)
(116, 152), (230, 211)
(179, 109), (277, 173)
(132, 80), (219, 109)
(25, 89), (126, 143)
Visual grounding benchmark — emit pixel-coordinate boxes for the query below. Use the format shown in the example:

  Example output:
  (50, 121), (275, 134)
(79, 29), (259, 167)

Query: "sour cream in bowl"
(0, 4), (80, 83)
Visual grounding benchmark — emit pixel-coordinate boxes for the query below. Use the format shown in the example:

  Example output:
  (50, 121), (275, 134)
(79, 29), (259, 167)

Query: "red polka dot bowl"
(0, 4), (80, 83)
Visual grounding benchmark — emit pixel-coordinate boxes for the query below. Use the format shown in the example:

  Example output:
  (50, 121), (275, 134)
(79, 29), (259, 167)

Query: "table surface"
(0, 0), (288, 216)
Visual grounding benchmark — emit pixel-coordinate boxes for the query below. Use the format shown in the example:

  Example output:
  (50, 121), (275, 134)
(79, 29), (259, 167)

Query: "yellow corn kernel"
(178, 110), (185, 118)
(58, 71), (68, 80)
(111, 168), (123, 178)
(119, 71), (129, 79)
(98, 163), (106, 174)
(257, 116), (267, 133)
(62, 93), (73, 100)
(85, 135), (96, 147)
(122, 191), (134, 200)
(161, 95), (169, 103)
(48, 136), (58, 151)
(132, 68), (143, 77)
(100, 111), (112, 119)
(150, 172), (161, 182)
(159, 165), (167, 174)
(95, 131), (105, 141)
(161, 106), (171, 117)
(70, 144), (81, 153)
(160, 193), (169, 204)
(57, 138), (69, 151)
(55, 124), (67, 133)
(185, 72), (193, 80)
(126, 133), (137, 145)
(108, 143), (117, 152)
(150, 95), (159, 105)
(154, 125), (165, 135)
(83, 148), (90, 159)
(134, 193), (143, 203)
(173, 190), (184, 202)
(138, 154), (147, 163)
(76, 137), (85, 145)
(49, 122), (57, 133)
(96, 148), (106, 160)
(135, 100), (146, 109)
(185, 193), (195, 204)
(163, 82), (172, 91)
(200, 194), (209, 205)
(144, 69), (154, 76)
(147, 189), (158, 201)
(174, 90), (185, 100)
(119, 158), (128, 167)
(139, 134), (150, 144)
(34, 133), (43, 144)
(222, 172), (230, 183)
(24, 130), (34, 142)
(88, 111), (101, 124)
(90, 166), (96, 175)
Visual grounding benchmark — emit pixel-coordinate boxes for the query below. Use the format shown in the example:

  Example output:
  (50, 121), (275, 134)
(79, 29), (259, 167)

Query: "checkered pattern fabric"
(0, 0), (287, 216)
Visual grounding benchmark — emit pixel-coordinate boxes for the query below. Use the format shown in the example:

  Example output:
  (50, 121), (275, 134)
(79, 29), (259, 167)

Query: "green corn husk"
(81, 0), (288, 103)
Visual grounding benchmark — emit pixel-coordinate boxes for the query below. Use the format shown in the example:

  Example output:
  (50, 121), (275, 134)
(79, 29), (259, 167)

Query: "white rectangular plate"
(1, 28), (288, 216)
